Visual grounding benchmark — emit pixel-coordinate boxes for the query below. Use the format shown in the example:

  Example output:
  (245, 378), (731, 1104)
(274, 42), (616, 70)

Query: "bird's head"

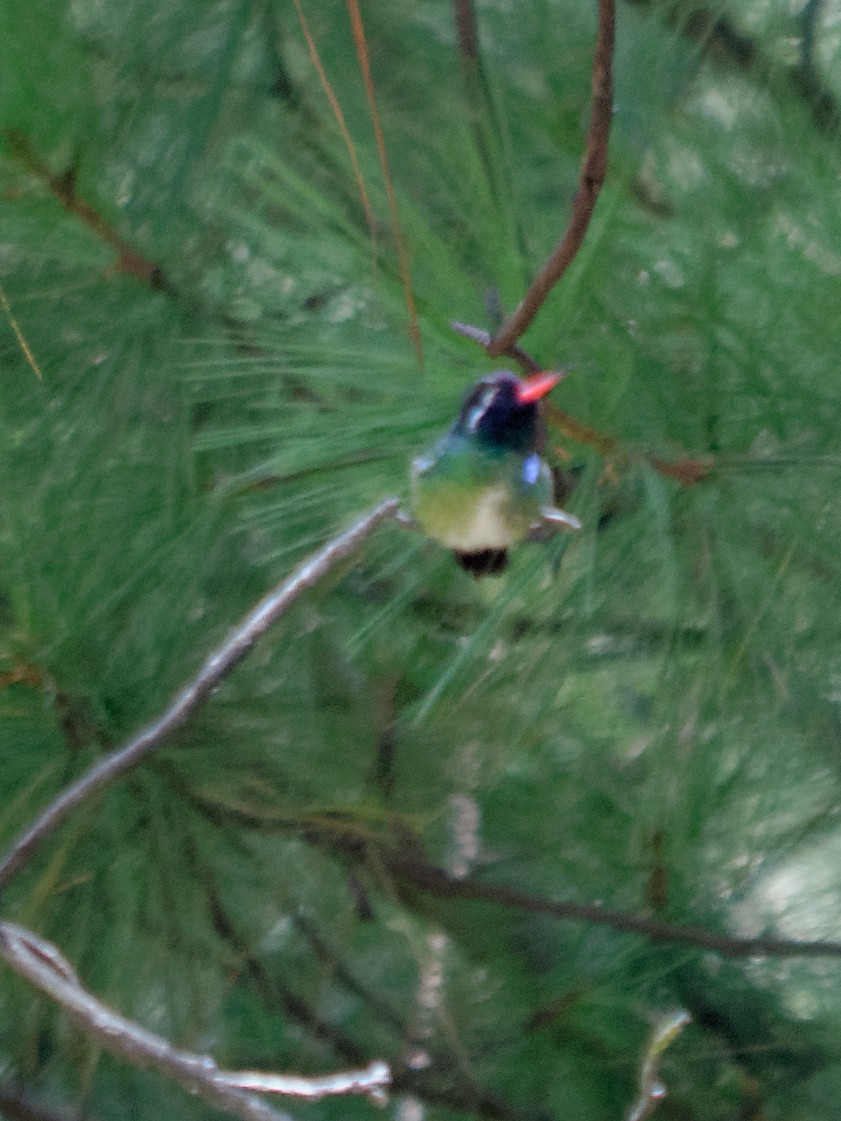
(453, 369), (564, 454)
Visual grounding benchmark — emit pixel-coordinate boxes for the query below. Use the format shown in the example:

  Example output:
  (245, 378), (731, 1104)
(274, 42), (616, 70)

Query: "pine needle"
(345, 0), (423, 365)
(290, 0), (377, 247)
(0, 284), (42, 379)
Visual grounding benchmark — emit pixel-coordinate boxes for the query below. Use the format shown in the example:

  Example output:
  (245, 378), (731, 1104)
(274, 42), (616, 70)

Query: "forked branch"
(0, 923), (389, 1121)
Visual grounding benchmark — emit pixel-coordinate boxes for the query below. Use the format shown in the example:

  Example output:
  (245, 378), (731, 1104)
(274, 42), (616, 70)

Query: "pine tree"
(2, 1), (841, 1118)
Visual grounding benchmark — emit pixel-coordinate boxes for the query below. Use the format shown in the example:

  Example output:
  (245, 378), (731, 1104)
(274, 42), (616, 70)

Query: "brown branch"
(0, 499), (400, 895)
(384, 845), (841, 960)
(543, 399), (623, 459)
(649, 454), (714, 486)
(487, 0), (615, 356)
(454, 321), (715, 482)
(452, 320), (541, 375)
(258, 811), (841, 962)
(454, 0), (480, 63)
(3, 131), (168, 291)
(181, 804), (841, 962)
(387, 842), (841, 964)
(0, 1083), (81, 1121)
(290, 0), (377, 244)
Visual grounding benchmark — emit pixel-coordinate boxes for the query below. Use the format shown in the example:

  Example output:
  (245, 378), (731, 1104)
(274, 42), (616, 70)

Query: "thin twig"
(345, 0), (424, 365)
(0, 499), (400, 895)
(0, 1082), (80, 1121)
(625, 1010), (691, 1121)
(290, 0), (377, 244)
(385, 846), (841, 960)
(273, 811), (841, 961)
(4, 131), (168, 291)
(453, 321), (715, 483)
(0, 923), (389, 1120)
(452, 321), (541, 375)
(486, 0), (615, 356)
(454, 0), (480, 63)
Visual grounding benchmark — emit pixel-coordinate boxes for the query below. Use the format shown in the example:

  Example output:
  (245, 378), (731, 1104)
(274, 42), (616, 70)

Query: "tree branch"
(3, 131), (169, 292)
(385, 844), (841, 960)
(261, 810), (841, 962)
(452, 320), (541, 375)
(486, 0), (615, 356)
(0, 498), (400, 895)
(453, 321), (715, 484)
(0, 923), (389, 1121)
(0, 1082), (81, 1121)
(179, 803), (841, 962)
(454, 0), (480, 63)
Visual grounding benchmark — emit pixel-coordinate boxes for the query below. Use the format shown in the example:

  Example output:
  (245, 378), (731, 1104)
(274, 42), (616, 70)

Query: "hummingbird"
(410, 369), (581, 576)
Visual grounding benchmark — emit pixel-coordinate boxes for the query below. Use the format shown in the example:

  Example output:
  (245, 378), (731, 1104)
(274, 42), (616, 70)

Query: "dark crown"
(454, 372), (542, 454)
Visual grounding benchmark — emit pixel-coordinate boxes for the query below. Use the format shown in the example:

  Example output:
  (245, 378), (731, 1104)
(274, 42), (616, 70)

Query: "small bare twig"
(452, 320), (541, 375)
(486, 0), (615, 356)
(0, 922), (389, 1121)
(454, 0), (480, 63)
(0, 499), (400, 895)
(625, 1010), (691, 1121)
(4, 131), (168, 291)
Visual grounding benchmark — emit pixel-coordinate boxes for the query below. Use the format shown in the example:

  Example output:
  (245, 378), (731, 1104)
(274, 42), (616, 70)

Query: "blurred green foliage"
(2, 0), (841, 1118)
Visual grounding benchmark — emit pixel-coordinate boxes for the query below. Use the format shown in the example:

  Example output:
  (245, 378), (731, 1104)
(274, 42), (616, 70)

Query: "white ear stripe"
(464, 386), (497, 432)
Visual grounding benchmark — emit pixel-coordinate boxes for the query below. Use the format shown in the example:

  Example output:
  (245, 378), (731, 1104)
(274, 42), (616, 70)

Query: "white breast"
(436, 486), (515, 550)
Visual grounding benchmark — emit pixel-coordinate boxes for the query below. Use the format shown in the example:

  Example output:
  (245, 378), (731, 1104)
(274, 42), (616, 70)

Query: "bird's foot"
(528, 506), (581, 541)
(394, 507), (419, 530)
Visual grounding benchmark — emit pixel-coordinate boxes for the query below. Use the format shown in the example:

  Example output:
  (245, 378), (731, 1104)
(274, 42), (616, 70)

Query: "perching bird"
(410, 369), (580, 576)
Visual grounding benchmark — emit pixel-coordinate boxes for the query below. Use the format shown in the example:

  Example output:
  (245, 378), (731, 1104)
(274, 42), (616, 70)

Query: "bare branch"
(387, 844), (841, 960)
(0, 923), (390, 1119)
(454, 0), (480, 63)
(275, 813), (841, 962)
(0, 498), (400, 895)
(0, 1082), (80, 1121)
(222, 1065), (389, 1100)
(0, 923), (292, 1121)
(487, 0), (615, 356)
(451, 320), (541, 375)
(4, 130), (169, 292)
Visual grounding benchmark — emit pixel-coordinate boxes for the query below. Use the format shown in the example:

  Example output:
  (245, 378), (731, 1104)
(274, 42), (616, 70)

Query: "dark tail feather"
(454, 548), (509, 577)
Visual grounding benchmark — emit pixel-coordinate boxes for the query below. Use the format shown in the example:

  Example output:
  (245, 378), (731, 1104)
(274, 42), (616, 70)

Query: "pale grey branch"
(0, 923), (390, 1120)
(0, 498), (400, 895)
